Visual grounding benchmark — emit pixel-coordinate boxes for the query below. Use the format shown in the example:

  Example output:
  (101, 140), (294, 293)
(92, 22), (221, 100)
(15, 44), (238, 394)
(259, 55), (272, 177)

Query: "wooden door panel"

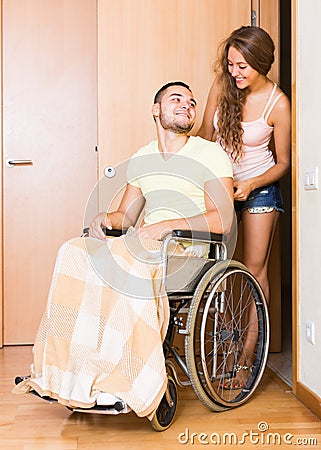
(96, 0), (281, 352)
(2, 0), (98, 344)
(260, 0), (280, 83)
(97, 0), (251, 178)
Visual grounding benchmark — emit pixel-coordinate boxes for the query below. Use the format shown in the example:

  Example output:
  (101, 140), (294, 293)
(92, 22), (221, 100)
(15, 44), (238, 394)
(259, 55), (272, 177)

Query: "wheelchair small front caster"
(150, 375), (177, 431)
(15, 375), (30, 385)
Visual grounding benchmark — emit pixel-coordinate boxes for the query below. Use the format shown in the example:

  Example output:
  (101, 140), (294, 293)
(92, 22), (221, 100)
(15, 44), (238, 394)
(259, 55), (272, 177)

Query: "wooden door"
(97, 0), (281, 351)
(2, 0), (98, 344)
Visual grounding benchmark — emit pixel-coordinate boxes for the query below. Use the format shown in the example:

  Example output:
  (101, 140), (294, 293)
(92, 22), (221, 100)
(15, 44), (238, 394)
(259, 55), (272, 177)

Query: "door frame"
(291, 0), (298, 398)
(1, 0), (3, 347)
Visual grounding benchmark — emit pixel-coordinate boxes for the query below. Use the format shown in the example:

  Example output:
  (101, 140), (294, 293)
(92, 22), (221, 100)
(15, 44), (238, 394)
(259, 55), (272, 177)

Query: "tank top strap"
(264, 92), (284, 122)
(261, 82), (277, 119)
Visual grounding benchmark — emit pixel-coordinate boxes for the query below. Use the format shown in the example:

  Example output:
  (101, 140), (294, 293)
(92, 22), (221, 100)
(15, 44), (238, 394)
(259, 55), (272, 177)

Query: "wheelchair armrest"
(82, 227), (126, 237)
(172, 229), (226, 243)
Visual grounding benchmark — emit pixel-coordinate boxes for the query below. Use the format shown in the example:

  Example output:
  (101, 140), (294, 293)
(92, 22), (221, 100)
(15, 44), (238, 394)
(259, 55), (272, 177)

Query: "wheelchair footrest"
(71, 400), (130, 415)
(30, 389), (130, 414)
(15, 375), (130, 415)
(30, 388), (130, 415)
(30, 389), (58, 404)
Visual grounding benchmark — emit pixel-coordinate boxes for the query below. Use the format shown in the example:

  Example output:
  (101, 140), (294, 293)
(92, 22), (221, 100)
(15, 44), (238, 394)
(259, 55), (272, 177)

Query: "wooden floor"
(0, 346), (320, 450)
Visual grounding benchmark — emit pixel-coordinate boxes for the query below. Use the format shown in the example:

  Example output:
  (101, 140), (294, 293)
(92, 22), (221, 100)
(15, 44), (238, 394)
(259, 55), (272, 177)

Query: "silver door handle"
(6, 158), (33, 168)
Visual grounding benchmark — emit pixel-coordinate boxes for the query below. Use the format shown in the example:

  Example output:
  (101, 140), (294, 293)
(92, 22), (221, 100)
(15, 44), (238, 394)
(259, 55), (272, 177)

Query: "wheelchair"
(149, 228), (269, 431)
(15, 226), (269, 432)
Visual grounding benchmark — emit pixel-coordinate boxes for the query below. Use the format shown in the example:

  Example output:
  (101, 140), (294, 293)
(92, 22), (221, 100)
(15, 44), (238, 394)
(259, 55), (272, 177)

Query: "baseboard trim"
(266, 367), (321, 420)
(295, 381), (321, 420)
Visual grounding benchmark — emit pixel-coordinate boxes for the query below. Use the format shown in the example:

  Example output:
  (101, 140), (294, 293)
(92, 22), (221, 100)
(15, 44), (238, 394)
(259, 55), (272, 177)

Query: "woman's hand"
(89, 212), (112, 240)
(233, 179), (255, 201)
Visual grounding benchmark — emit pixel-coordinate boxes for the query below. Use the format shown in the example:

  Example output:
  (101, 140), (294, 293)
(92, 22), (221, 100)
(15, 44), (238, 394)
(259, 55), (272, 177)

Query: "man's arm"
(89, 183), (145, 240)
(137, 177), (234, 241)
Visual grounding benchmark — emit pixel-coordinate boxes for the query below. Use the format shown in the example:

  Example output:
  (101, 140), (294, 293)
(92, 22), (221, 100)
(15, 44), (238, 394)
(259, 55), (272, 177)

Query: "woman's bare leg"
(241, 209), (280, 304)
(222, 209), (280, 389)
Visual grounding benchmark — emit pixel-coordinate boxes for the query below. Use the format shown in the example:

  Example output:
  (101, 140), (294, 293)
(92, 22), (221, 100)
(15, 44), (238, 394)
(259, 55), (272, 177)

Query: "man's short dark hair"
(153, 81), (191, 104)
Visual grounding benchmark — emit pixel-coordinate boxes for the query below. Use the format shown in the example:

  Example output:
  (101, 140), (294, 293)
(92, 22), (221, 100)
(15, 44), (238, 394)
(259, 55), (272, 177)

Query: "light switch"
(304, 167), (318, 190)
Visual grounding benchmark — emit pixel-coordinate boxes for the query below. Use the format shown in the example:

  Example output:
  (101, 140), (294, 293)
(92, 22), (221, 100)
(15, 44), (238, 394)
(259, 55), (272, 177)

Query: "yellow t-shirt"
(127, 136), (233, 226)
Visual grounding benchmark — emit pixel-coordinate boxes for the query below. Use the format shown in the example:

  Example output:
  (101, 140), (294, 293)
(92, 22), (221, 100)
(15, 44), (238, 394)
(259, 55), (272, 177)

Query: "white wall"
(297, 0), (321, 396)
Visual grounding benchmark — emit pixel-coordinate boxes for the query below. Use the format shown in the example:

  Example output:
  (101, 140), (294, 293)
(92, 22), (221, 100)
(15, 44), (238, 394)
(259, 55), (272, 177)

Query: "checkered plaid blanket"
(13, 236), (169, 418)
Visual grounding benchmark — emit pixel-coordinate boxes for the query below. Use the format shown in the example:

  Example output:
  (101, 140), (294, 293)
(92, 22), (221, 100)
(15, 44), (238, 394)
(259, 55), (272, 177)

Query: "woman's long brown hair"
(214, 26), (275, 162)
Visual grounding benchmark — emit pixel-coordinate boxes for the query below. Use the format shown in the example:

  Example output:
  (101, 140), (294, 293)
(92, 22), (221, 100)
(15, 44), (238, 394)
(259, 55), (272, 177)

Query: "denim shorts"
(234, 182), (284, 215)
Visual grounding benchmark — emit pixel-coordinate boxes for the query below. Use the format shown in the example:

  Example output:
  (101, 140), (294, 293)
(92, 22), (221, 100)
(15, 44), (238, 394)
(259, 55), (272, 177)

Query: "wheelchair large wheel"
(185, 260), (269, 411)
(150, 376), (177, 431)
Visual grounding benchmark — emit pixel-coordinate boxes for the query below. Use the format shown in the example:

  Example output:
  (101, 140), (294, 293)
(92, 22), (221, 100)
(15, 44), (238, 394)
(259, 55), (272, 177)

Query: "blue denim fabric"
(234, 182), (284, 214)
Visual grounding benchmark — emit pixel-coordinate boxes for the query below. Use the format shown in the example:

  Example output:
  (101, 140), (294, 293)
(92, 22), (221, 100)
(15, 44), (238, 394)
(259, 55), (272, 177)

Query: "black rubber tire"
(150, 376), (177, 431)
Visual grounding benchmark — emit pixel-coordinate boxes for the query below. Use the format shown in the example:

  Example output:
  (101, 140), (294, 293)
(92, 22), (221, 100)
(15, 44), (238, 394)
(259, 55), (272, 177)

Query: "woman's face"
(227, 46), (260, 89)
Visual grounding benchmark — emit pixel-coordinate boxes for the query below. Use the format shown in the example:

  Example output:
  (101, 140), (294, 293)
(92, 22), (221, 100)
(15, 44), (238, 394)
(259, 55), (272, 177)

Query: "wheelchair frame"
(150, 229), (269, 430)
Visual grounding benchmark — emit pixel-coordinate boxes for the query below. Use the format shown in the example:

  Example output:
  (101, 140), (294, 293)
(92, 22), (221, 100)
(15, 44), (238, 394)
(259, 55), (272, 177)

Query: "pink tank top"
(214, 83), (283, 182)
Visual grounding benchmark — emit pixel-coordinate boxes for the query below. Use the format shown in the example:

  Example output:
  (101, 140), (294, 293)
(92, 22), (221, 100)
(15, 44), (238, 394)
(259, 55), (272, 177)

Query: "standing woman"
(198, 26), (291, 305)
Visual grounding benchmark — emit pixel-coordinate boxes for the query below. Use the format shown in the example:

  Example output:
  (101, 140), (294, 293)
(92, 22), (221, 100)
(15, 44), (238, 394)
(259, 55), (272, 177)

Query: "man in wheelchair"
(13, 81), (240, 428)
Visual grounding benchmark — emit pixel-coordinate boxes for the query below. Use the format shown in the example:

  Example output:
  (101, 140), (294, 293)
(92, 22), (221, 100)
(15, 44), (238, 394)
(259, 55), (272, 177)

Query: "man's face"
(155, 85), (197, 134)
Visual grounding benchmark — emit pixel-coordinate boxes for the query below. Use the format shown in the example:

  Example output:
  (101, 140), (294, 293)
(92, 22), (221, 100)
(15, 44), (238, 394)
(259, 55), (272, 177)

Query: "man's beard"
(159, 111), (194, 134)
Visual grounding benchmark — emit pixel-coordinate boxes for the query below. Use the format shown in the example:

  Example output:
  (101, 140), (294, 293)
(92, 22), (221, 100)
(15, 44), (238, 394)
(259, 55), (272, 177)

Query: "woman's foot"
(219, 365), (250, 390)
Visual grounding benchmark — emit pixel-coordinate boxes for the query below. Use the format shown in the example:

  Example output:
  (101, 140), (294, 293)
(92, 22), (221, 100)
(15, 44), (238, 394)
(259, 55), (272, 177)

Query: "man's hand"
(135, 221), (173, 241)
(89, 212), (112, 240)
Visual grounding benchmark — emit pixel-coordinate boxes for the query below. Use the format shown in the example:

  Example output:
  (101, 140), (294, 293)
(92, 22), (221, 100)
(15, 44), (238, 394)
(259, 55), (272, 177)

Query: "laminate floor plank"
(1, 346), (320, 449)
